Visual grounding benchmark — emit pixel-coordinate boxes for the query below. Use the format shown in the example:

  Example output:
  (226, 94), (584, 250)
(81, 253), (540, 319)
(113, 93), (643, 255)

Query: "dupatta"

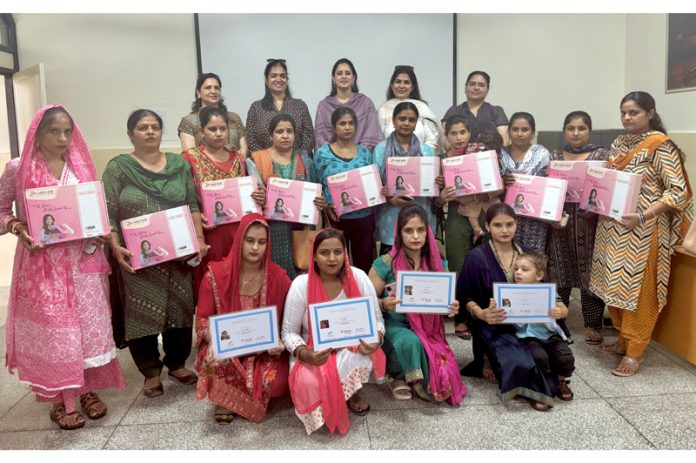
(288, 229), (386, 435)
(379, 132), (422, 178)
(182, 144), (245, 188)
(390, 224), (466, 405)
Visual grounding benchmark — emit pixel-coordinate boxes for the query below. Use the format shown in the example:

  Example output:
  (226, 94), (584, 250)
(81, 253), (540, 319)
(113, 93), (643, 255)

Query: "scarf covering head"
(390, 217), (466, 405)
(380, 131), (422, 178)
(289, 228), (386, 435)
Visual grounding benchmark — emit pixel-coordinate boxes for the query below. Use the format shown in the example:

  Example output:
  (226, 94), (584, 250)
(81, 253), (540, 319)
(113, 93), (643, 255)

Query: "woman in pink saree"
(0, 105), (125, 430)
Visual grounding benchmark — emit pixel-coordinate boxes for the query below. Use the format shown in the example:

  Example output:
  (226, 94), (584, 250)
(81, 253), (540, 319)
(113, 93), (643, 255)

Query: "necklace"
(490, 241), (518, 282)
(241, 270), (262, 287)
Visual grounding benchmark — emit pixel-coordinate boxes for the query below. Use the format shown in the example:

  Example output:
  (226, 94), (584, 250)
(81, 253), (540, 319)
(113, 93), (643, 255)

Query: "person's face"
(509, 118), (534, 149)
(455, 176), (462, 186)
(514, 258), (544, 284)
(396, 177), (404, 186)
(333, 63), (355, 93)
(620, 100), (654, 134)
(215, 202), (223, 212)
(465, 74), (490, 102)
(266, 64), (288, 95)
(129, 115), (162, 151)
(515, 194), (524, 205)
(334, 114), (356, 142)
(563, 117), (591, 149)
(275, 198), (284, 208)
(486, 213), (516, 244)
(242, 224), (268, 265)
(400, 215), (427, 252)
(197, 77), (221, 107)
(37, 114), (73, 159)
(341, 192), (349, 203)
(202, 115), (228, 150)
(141, 241), (150, 251)
(391, 73), (413, 99)
(44, 215), (54, 226)
(446, 122), (471, 151)
(270, 121), (295, 150)
(393, 109), (418, 138)
(589, 190), (597, 199)
(315, 237), (345, 278)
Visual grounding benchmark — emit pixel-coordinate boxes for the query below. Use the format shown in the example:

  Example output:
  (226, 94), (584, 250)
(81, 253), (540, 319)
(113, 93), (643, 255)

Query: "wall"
(456, 14), (626, 131)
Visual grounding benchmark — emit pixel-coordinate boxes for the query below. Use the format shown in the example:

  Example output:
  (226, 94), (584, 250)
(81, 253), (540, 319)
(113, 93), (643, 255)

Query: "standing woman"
(499, 112), (551, 251)
(246, 59), (315, 155)
(368, 204), (464, 404)
(282, 229), (386, 435)
(546, 111), (609, 345)
(314, 107), (376, 272)
(178, 72), (248, 157)
(374, 102), (438, 254)
(442, 70), (509, 145)
(377, 65), (442, 151)
(195, 214), (291, 424)
(314, 58), (382, 151)
(182, 106), (264, 290)
(104, 109), (208, 398)
(246, 114), (323, 279)
(591, 92), (692, 377)
(0, 105), (125, 430)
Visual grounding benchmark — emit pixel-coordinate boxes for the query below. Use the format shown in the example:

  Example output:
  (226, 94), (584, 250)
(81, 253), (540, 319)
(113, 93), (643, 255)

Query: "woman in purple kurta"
(314, 58), (382, 151)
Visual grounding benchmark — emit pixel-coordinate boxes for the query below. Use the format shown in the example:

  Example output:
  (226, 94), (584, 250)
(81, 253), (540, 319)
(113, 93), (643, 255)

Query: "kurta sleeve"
(196, 270), (217, 319)
(313, 100), (332, 150)
(0, 159), (19, 234)
(377, 103), (390, 136)
(177, 114), (196, 137)
(373, 142), (387, 182)
(312, 146), (332, 205)
(358, 99), (383, 151)
(354, 267), (385, 334)
(298, 100), (316, 156)
(281, 275), (309, 354)
(183, 163), (201, 213)
(493, 105), (509, 127)
(655, 141), (690, 211)
(456, 249), (489, 309)
(101, 159), (122, 233)
(421, 117), (441, 151)
(245, 101), (265, 154)
(228, 112), (246, 138)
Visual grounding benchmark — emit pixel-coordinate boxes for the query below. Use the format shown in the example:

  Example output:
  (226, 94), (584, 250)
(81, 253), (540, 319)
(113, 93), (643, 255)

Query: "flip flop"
(388, 379), (412, 400)
(584, 329), (603, 345)
(454, 323), (472, 340)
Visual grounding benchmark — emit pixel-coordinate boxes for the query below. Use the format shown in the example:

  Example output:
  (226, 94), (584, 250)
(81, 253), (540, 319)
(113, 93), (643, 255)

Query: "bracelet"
(9, 221), (22, 235)
(294, 345), (307, 360)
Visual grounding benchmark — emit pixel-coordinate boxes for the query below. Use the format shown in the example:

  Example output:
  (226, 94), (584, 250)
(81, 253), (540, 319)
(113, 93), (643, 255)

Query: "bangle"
(294, 345), (307, 359)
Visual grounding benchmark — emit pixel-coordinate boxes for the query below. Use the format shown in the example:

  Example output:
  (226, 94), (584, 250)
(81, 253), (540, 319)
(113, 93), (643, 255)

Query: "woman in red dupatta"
(0, 105), (125, 430)
(182, 106), (265, 290)
(282, 228), (387, 435)
(195, 213), (291, 423)
(369, 203), (465, 404)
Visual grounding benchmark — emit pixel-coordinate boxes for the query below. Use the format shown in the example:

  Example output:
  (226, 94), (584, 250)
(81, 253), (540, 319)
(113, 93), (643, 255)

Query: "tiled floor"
(1, 289), (696, 450)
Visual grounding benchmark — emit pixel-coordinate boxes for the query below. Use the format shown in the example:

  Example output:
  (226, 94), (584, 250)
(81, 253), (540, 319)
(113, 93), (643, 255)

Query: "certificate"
(493, 283), (556, 324)
(209, 305), (280, 359)
(395, 271), (455, 314)
(309, 296), (379, 350)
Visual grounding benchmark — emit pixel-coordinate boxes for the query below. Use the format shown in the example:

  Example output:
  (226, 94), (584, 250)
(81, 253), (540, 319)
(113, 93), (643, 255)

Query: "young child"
(456, 131), (504, 243)
(511, 252), (575, 405)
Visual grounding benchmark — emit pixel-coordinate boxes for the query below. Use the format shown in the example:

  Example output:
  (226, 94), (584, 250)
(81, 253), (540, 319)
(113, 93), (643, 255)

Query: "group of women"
(1, 58), (692, 435)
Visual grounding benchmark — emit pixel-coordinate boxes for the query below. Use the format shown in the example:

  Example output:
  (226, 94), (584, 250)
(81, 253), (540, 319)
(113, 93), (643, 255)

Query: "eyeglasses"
(267, 58), (286, 64)
(394, 65), (414, 72)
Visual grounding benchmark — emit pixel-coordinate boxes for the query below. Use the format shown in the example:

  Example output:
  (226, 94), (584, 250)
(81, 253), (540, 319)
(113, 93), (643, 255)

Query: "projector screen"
(197, 13), (455, 125)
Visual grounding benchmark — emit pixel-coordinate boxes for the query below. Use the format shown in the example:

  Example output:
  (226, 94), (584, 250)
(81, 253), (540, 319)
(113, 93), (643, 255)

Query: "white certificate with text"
(493, 283), (555, 324)
(310, 296), (379, 350)
(395, 271), (455, 315)
(210, 305), (280, 359)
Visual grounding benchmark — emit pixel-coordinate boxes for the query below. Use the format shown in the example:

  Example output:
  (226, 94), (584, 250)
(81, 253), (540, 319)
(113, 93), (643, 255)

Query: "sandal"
(584, 328), (603, 345)
(557, 379), (574, 401)
(454, 322), (472, 340)
(143, 377), (164, 398)
(412, 382), (433, 402)
(388, 379), (412, 401)
(595, 341), (626, 355)
(214, 405), (236, 424)
(527, 399), (552, 412)
(49, 403), (86, 430)
(79, 391), (107, 420)
(167, 368), (198, 385)
(347, 391), (370, 416)
(612, 355), (642, 377)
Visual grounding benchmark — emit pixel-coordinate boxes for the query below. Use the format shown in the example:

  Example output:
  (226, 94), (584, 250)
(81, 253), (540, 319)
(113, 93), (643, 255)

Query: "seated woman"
(281, 228), (386, 435)
(368, 203), (465, 404)
(195, 213), (291, 424)
(457, 203), (557, 411)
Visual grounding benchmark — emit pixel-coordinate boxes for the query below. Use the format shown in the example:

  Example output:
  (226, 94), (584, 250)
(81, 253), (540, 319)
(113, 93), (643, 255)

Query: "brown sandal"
(612, 356), (642, 377)
(347, 391), (370, 416)
(528, 399), (552, 412)
(454, 323), (472, 340)
(214, 405), (236, 424)
(595, 341), (626, 355)
(80, 392), (107, 420)
(49, 403), (86, 430)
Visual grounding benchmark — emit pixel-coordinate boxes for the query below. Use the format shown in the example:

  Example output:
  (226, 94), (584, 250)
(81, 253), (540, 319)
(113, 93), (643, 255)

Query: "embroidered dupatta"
(182, 144), (245, 189)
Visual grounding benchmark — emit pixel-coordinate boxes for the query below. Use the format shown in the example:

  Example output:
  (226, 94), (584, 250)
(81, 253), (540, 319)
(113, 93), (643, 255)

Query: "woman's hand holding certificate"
(395, 271), (457, 315)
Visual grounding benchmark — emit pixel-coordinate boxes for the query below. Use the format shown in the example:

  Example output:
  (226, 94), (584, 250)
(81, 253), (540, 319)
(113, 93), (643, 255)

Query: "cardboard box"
(264, 177), (322, 225)
(548, 160), (607, 203)
(580, 167), (642, 219)
(441, 150), (503, 196)
(386, 156), (440, 197)
(326, 165), (386, 216)
(504, 174), (568, 222)
(200, 176), (261, 225)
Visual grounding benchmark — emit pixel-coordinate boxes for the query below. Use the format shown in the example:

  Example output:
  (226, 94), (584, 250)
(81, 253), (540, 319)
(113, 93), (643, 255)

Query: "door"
(13, 62), (46, 152)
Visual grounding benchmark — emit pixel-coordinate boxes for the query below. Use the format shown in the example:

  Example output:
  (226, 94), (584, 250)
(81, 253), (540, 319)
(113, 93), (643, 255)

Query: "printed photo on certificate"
(209, 305), (280, 359)
(395, 271), (455, 314)
(493, 283), (556, 324)
(310, 296), (379, 350)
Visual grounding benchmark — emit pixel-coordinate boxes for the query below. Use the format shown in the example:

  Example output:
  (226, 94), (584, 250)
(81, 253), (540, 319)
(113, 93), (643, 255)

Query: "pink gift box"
(327, 165), (386, 216)
(548, 160), (607, 203)
(200, 176), (261, 226)
(580, 167), (642, 219)
(504, 174), (568, 222)
(121, 205), (200, 270)
(24, 181), (110, 246)
(386, 157), (440, 197)
(441, 150), (503, 196)
(264, 178), (322, 225)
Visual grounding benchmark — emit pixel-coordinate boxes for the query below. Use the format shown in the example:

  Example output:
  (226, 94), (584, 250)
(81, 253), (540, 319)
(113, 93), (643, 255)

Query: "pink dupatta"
(391, 224), (466, 405)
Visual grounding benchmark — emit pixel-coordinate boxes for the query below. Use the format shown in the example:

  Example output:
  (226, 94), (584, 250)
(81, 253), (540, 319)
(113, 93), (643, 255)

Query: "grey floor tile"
(608, 393), (696, 449)
(105, 414), (370, 450)
(367, 399), (653, 450)
(0, 426), (115, 450)
(120, 382), (207, 426)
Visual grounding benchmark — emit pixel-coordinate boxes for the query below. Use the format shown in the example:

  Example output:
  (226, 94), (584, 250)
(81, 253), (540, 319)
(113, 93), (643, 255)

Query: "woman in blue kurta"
(457, 202), (557, 410)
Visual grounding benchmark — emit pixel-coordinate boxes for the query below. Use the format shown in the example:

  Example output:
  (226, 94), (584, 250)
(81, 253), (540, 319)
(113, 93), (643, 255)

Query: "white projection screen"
(197, 13), (455, 125)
